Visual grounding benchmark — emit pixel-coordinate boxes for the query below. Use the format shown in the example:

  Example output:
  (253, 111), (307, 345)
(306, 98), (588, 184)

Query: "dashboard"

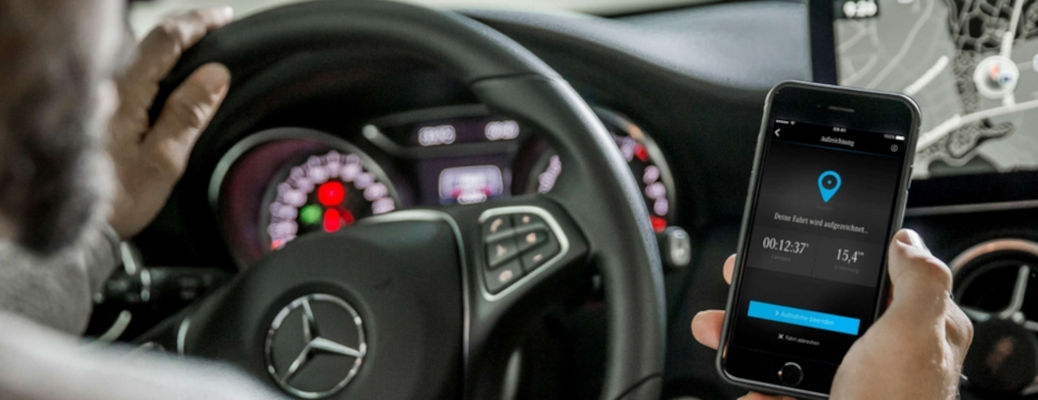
(98, 1), (1038, 400)
(210, 106), (675, 266)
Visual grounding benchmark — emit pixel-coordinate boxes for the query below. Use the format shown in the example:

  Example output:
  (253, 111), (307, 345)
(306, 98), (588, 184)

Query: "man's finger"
(129, 7), (233, 85)
(944, 296), (974, 360)
(145, 63), (230, 178)
(886, 229), (954, 317)
(691, 310), (725, 350)
(724, 254), (736, 285)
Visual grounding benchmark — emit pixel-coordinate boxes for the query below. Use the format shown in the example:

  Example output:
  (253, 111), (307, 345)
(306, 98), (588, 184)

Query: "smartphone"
(717, 81), (920, 398)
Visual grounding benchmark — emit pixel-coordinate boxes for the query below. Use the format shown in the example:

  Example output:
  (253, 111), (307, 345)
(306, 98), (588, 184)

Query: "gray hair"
(0, 1), (118, 255)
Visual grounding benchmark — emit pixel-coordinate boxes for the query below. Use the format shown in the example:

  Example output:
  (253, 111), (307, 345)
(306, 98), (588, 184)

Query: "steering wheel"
(149, 2), (664, 399)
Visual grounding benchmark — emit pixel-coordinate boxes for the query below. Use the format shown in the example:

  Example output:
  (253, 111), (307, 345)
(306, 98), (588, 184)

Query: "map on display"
(835, 0), (1038, 178)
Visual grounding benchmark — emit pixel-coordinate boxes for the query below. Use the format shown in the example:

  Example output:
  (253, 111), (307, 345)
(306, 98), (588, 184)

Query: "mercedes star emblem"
(265, 294), (367, 398)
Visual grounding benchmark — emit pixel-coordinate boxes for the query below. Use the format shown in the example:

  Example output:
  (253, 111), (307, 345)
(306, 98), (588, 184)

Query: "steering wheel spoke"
(435, 195), (591, 397)
(961, 305), (994, 323)
(996, 265), (1032, 319)
(442, 196), (589, 302)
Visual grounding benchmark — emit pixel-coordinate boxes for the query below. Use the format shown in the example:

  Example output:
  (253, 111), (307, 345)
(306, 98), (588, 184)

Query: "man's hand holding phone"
(692, 229), (973, 400)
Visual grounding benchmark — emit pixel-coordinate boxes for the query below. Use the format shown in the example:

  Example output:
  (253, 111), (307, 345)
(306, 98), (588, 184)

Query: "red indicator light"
(635, 144), (649, 162)
(324, 209), (343, 233)
(650, 215), (667, 233)
(317, 182), (346, 206)
(341, 208), (356, 226)
(270, 239), (285, 250)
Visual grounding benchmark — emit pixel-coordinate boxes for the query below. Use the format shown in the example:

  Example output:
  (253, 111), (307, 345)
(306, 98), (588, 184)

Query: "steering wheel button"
(486, 238), (519, 269)
(517, 229), (548, 251)
(483, 216), (512, 237)
(512, 213), (545, 229)
(485, 259), (523, 293)
(520, 237), (560, 272)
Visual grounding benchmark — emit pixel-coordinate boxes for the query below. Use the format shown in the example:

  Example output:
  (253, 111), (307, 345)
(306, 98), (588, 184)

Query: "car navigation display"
(833, 0), (1038, 178)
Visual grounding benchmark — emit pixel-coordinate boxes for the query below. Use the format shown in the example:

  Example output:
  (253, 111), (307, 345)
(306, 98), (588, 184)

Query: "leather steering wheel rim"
(153, 2), (665, 399)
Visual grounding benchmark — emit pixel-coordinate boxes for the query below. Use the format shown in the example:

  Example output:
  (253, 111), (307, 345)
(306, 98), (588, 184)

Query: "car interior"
(87, 0), (1038, 399)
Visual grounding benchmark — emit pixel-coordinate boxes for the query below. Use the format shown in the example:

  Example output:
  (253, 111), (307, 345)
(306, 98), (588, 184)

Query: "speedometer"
(212, 128), (402, 266)
(265, 149), (398, 250)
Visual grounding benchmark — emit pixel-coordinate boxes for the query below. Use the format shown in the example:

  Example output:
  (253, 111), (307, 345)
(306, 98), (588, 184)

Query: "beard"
(0, 73), (113, 257)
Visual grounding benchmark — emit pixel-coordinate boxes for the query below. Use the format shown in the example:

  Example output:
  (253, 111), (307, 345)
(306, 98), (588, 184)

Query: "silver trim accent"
(176, 317), (191, 356)
(502, 349), (522, 400)
(89, 310), (132, 346)
(120, 243), (139, 275)
(906, 199), (1038, 217)
(265, 293), (366, 399)
(477, 206), (571, 302)
(1002, 266), (1032, 319)
(87, 243), (146, 345)
(119, 242), (151, 302)
(139, 267), (152, 303)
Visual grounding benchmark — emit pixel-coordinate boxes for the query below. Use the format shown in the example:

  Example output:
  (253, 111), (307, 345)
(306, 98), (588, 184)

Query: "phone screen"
(722, 87), (914, 394)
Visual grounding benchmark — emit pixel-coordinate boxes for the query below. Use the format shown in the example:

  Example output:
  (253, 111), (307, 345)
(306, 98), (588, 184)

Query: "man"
(0, 1), (970, 399)
(0, 2), (282, 399)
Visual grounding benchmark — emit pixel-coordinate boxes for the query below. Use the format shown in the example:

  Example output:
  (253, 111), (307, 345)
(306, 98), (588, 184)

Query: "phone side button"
(778, 362), (804, 387)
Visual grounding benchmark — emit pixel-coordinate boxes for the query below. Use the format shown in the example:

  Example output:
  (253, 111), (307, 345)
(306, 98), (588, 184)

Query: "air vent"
(951, 239), (1038, 396)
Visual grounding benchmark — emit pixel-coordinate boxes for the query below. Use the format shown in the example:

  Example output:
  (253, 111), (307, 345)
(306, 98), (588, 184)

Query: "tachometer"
(265, 149), (398, 250)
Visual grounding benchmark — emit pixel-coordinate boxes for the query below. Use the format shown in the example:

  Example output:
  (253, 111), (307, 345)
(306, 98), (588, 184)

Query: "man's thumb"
(885, 229), (954, 316)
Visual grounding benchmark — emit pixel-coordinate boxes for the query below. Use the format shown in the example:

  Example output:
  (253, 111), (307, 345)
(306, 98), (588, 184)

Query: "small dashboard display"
(368, 107), (523, 207)
(437, 165), (505, 205)
(411, 118), (520, 147)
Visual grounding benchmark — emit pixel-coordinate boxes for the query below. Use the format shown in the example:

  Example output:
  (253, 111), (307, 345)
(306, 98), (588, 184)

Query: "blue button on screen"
(747, 300), (860, 336)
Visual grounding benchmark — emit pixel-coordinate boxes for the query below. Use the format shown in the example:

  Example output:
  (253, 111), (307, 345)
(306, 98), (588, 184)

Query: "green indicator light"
(299, 204), (322, 225)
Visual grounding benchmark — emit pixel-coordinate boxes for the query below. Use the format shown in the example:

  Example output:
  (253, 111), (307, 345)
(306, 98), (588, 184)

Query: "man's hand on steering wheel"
(108, 7), (233, 239)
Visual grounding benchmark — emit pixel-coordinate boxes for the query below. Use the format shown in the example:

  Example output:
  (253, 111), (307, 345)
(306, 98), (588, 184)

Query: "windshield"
(834, 0), (1038, 179)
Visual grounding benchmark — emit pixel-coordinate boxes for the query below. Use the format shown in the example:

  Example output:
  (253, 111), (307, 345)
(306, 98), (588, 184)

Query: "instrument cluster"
(211, 105), (677, 266)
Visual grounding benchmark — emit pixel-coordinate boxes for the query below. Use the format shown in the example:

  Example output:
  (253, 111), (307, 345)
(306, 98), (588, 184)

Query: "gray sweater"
(0, 224), (119, 334)
(0, 227), (284, 399)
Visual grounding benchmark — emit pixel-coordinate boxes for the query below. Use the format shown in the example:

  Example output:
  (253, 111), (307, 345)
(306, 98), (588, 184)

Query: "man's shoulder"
(0, 311), (286, 399)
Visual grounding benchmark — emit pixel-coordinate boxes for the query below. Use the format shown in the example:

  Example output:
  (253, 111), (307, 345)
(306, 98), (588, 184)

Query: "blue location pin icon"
(818, 170), (841, 203)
